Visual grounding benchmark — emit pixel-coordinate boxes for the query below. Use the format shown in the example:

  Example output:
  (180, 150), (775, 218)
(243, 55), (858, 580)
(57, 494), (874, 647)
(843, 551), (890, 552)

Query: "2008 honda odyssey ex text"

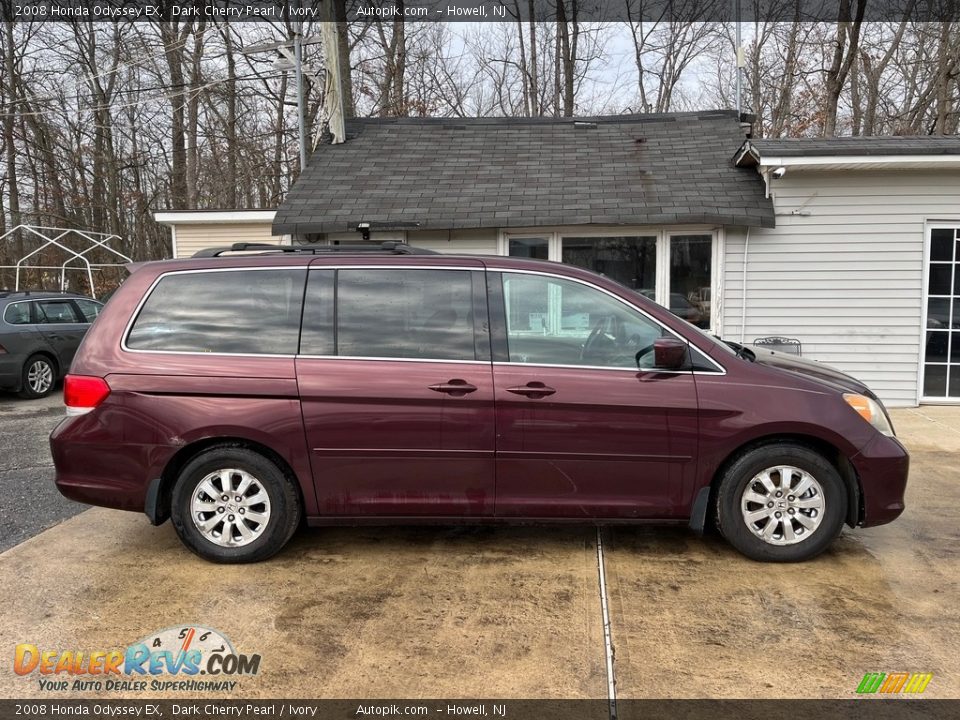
(50, 243), (909, 563)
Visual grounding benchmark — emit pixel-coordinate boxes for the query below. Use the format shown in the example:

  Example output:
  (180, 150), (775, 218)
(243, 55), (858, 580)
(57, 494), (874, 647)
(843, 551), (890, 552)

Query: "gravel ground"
(0, 390), (87, 552)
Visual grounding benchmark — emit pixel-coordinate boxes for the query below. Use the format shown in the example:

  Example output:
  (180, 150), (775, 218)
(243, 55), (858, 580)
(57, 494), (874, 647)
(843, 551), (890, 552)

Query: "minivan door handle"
(506, 382), (556, 399)
(428, 379), (478, 397)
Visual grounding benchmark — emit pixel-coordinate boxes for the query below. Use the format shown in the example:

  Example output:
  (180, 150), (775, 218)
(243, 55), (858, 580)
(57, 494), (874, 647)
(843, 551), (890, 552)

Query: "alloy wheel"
(27, 360), (53, 395)
(740, 465), (825, 546)
(190, 468), (272, 547)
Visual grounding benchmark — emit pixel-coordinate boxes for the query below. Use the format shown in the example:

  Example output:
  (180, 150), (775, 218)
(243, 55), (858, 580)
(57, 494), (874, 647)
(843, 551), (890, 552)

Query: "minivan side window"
(299, 270), (335, 356)
(73, 298), (103, 323)
(126, 269), (307, 355)
(3, 302), (31, 325)
(332, 269), (477, 361)
(502, 272), (664, 369)
(36, 300), (82, 324)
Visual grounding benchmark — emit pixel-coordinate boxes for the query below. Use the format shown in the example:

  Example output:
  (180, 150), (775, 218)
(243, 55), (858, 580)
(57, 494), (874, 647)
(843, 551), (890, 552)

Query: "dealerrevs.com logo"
(13, 626), (260, 693)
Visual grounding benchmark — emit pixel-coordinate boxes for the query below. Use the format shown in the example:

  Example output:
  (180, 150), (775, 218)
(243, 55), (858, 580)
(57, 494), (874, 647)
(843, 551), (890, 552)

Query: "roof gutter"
(753, 154), (960, 168)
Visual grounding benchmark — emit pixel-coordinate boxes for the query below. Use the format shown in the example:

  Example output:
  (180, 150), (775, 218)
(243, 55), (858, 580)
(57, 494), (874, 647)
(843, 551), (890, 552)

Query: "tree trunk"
(822, 0), (865, 137)
(160, 20), (188, 209)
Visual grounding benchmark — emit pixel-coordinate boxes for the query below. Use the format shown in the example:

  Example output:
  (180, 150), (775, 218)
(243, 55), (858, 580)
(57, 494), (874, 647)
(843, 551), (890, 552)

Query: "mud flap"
(688, 486), (711, 534)
(144, 478), (168, 526)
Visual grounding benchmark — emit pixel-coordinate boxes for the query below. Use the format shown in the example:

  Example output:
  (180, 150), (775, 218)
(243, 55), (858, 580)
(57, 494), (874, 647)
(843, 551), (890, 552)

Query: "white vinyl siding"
(723, 169), (960, 407)
(172, 221), (277, 259)
(407, 228), (498, 254)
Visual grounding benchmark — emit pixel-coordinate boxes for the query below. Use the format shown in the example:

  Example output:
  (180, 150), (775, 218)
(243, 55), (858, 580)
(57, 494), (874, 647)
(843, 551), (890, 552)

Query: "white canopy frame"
(0, 224), (132, 299)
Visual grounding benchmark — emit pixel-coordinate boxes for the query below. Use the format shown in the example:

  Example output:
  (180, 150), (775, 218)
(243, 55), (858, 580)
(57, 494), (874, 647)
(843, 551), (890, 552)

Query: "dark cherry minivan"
(50, 244), (909, 563)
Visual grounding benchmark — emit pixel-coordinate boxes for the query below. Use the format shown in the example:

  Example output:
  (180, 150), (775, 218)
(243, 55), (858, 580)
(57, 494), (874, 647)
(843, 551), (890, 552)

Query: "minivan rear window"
(126, 269), (306, 355)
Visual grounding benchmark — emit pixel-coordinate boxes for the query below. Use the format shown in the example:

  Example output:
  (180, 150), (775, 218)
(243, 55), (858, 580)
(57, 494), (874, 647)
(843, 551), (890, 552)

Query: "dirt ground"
(0, 405), (957, 700)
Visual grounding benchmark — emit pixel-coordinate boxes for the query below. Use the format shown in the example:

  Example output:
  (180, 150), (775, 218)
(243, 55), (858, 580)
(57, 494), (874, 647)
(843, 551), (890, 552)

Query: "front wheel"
(170, 447), (301, 563)
(715, 444), (847, 562)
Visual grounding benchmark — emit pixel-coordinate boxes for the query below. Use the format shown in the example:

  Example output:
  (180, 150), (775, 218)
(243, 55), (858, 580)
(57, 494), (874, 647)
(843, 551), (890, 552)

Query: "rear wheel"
(170, 447), (301, 563)
(18, 354), (56, 399)
(715, 444), (847, 562)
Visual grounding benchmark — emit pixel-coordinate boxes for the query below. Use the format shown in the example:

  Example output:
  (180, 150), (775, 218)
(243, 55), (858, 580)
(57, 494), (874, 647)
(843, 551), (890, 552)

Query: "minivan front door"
(490, 271), (700, 519)
(296, 265), (496, 517)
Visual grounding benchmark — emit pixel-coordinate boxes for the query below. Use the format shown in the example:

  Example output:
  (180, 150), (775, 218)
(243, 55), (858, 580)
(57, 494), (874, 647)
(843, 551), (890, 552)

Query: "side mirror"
(653, 337), (688, 370)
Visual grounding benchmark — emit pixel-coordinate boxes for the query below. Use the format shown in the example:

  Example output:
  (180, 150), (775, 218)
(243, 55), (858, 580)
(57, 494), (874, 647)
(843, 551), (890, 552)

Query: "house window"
(561, 236), (656, 293)
(503, 229), (718, 332)
(668, 234), (713, 330)
(508, 237), (549, 260)
(923, 226), (960, 399)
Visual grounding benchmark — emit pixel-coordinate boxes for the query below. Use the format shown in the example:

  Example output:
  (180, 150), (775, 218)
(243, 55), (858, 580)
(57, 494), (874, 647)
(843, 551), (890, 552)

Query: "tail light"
(64, 375), (111, 416)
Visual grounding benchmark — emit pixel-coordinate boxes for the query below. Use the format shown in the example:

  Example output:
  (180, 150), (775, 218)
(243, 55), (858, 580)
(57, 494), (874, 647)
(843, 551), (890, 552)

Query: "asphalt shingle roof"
(738, 135), (960, 161)
(272, 110), (775, 235)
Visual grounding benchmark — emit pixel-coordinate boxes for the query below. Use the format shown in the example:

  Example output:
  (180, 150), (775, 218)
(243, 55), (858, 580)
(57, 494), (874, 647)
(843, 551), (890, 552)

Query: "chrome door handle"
(428, 379), (478, 396)
(506, 382), (556, 399)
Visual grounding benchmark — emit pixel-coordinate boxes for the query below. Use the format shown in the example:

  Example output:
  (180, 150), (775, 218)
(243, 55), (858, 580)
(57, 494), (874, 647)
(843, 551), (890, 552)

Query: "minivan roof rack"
(191, 241), (439, 258)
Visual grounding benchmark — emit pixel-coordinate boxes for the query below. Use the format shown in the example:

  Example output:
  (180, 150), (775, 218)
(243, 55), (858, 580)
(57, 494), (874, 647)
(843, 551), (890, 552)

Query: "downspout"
(740, 226), (751, 344)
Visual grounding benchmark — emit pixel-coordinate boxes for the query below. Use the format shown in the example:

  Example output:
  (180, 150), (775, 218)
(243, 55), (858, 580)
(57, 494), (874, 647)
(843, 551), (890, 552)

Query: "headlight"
(843, 393), (895, 437)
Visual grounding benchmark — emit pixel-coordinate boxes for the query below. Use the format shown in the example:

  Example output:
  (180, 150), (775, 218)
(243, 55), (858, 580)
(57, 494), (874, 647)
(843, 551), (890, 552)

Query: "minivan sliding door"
(296, 265), (496, 517)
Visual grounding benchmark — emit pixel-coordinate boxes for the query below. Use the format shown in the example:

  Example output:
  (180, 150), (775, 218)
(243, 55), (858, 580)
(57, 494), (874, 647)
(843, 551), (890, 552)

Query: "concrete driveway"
(0, 397), (957, 700)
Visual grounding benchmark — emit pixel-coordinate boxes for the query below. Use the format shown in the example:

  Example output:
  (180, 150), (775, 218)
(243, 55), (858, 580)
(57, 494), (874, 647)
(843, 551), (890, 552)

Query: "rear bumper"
(851, 433), (910, 527)
(49, 415), (170, 515)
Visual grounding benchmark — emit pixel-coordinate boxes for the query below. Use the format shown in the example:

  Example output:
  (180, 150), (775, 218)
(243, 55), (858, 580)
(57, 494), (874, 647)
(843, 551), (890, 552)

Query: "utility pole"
(293, 0), (307, 171)
(734, 0), (743, 115)
(239, 27), (323, 172)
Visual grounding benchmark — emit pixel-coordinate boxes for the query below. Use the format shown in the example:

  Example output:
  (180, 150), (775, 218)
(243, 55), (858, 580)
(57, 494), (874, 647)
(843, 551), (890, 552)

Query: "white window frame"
(919, 220), (960, 404)
(498, 225), (724, 334)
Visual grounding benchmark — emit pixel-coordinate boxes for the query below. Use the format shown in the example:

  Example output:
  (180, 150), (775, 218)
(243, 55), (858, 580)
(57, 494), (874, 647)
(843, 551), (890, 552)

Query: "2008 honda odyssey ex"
(50, 243), (909, 564)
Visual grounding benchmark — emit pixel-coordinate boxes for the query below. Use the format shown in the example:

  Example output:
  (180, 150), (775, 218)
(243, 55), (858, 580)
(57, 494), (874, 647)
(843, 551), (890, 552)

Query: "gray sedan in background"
(0, 291), (102, 398)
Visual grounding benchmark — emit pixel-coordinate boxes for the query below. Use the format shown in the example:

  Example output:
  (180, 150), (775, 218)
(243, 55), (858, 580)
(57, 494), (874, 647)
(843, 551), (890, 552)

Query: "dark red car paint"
(49, 254), (908, 530)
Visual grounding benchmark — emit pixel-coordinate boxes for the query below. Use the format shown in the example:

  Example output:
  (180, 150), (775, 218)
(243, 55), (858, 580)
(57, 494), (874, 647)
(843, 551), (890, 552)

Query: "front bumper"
(851, 432), (910, 527)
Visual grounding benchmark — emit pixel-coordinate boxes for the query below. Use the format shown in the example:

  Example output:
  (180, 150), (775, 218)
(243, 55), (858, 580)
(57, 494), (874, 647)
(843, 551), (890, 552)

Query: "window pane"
(3, 303), (30, 325)
(929, 264), (952, 295)
(74, 299), (102, 323)
(36, 300), (80, 324)
(508, 238), (548, 260)
(561, 236), (656, 292)
(336, 269), (476, 360)
(670, 235), (712, 329)
(931, 228), (954, 261)
(924, 364), (947, 397)
(928, 297), (950, 328)
(925, 331), (948, 363)
(300, 270), (335, 355)
(502, 272), (663, 369)
(127, 269), (306, 354)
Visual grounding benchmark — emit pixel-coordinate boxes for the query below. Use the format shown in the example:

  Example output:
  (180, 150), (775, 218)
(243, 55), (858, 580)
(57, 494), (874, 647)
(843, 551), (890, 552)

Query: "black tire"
(170, 447), (301, 563)
(715, 443), (847, 562)
(18, 354), (56, 399)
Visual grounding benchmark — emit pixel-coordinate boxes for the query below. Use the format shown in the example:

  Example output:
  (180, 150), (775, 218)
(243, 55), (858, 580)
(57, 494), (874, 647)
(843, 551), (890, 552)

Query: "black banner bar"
(0, 700), (957, 720)
(2, 0), (959, 23)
